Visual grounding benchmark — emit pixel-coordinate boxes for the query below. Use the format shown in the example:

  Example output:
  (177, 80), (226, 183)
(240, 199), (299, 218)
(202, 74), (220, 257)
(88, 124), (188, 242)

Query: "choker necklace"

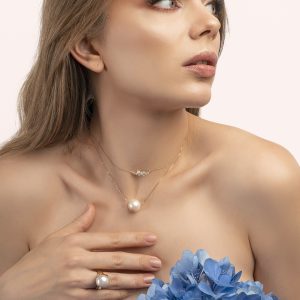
(95, 137), (178, 177)
(90, 117), (189, 213)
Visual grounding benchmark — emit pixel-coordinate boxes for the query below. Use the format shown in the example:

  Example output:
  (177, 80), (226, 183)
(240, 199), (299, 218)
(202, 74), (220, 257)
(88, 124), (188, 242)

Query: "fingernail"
(144, 275), (155, 284)
(144, 234), (157, 243)
(150, 258), (161, 268)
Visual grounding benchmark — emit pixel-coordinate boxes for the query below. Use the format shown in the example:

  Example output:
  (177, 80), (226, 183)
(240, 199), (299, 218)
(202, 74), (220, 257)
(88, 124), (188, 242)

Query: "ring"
(95, 271), (110, 290)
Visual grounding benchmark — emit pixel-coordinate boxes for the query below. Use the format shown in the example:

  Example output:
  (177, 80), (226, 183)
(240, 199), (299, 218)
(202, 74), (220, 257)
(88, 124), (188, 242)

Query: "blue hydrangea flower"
(137, 249), (279, 300)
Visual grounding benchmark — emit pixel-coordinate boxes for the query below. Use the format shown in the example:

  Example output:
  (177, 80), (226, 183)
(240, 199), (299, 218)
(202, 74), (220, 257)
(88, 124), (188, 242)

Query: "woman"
(0, 0), (299, 299)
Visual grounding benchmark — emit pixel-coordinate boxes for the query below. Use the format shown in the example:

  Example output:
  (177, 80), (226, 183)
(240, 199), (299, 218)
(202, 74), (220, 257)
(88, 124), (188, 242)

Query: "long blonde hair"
(0, 0), (228, 156)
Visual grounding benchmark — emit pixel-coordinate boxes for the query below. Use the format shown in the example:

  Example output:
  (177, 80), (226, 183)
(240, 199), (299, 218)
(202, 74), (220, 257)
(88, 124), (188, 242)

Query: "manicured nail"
(144, 234), (157, 243)
(150, 258), (162, 268)
(144, 275), (155, 284)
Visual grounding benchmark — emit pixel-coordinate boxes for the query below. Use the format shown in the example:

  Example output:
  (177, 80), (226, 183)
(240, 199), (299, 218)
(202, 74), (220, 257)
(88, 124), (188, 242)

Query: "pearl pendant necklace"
(92, 140), (185, 214)
(90, 116), (189, 214)
(127, 199), (142, 213)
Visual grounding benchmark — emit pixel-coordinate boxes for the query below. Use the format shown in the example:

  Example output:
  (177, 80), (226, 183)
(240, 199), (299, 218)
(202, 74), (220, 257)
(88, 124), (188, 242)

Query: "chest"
(99, 191), (254, 281)
(29, 177), (255, 285)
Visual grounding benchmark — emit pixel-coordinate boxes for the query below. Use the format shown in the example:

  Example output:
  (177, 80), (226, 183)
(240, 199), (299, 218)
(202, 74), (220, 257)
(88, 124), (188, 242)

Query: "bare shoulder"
(200, 119), (300, 297)
(197, 118), (299, 188)
(0, 146), (68, 212)
(0, 146), (68, 275)
(190, 116), (299, 193)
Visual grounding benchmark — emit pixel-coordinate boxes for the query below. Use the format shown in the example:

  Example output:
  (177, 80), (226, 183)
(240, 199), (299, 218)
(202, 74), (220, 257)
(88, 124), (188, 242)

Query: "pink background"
(1, 1), (299, 163)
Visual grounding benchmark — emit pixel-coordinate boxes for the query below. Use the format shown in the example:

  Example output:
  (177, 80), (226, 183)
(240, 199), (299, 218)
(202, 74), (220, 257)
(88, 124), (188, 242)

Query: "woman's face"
(93, 0), (221, 111)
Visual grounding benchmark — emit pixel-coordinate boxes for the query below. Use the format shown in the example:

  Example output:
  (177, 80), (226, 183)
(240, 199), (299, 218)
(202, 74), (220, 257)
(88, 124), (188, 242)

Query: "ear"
(70, 37), (105, 73)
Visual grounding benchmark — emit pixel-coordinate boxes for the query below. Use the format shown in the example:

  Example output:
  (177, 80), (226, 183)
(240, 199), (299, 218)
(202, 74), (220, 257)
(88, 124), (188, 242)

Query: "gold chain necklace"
(96, 135), (176, 177)
(90, 117), (189, 213)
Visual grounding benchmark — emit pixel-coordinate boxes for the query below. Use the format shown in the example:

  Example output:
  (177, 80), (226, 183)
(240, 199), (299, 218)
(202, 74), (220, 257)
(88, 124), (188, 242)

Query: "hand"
(0, 203), (161, 300)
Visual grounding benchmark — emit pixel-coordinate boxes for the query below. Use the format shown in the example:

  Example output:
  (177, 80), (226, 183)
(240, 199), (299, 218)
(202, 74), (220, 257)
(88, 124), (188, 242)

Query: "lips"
(182, 51), (218, 78)
(183, 51), (218, 67)
(184, 64), (216, 78)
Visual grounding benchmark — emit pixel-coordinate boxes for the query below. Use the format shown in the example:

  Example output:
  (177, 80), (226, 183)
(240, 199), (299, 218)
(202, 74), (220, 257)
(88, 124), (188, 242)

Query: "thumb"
(47, 202), (96, 239)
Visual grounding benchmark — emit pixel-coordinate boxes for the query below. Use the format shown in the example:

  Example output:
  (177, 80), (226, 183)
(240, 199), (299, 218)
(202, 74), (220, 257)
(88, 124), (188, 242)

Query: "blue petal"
(136, 248), (279, 300)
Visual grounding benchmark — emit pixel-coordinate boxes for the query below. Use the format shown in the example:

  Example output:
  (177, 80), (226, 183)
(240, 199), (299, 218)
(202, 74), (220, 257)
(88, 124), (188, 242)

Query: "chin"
(189, 97), (211, 108)
(180, 89), (212, 108)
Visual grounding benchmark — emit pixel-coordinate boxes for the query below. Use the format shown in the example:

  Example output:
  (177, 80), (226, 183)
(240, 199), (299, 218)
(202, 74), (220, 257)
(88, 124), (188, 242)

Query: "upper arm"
(0, 151), (82, 276)
(245, 145), (300, 299)
(0, 159), (31, 276)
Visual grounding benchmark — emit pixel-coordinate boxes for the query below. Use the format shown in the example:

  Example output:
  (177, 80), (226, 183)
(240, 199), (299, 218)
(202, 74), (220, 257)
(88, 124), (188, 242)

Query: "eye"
(147, 0), (181, 11)
(206, 0), (218, 16)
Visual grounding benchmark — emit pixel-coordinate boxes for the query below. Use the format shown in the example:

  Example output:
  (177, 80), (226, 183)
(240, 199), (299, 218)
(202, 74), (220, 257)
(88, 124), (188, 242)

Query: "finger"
(93, 271), (155, 290)
(75, 287), (143, 300)
(84, 251), (162, 272)
(67, 231), (158, 250)
(46, 203), (96, 239)
(72, 270), (155, 290)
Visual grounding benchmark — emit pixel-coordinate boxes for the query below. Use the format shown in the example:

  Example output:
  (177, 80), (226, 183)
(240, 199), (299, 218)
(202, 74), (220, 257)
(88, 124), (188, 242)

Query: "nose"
(189, 3), (221, 40)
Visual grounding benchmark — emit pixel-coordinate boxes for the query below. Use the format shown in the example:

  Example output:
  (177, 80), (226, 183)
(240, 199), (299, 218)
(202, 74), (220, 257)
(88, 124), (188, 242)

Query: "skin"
(75, 0), (221, 192)
(0, 0), (300, 299)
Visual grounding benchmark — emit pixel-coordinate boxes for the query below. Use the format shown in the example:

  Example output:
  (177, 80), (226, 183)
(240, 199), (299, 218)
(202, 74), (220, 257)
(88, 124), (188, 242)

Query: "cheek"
(103, 16), (177, 84)
(101, 9), (217, 106)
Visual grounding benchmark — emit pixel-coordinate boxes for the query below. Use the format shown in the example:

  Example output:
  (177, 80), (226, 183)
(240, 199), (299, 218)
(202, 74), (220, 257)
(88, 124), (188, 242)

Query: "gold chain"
(90, 117), (189, 207)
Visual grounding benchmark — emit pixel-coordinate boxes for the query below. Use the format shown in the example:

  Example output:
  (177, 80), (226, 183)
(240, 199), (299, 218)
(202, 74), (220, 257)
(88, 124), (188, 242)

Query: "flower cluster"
(137, 249), (279, 300)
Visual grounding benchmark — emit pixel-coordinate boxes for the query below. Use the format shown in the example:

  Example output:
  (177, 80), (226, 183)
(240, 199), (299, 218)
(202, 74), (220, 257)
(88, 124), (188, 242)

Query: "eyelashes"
(146, 0), (220, 17)
(146, 0), (181, 11)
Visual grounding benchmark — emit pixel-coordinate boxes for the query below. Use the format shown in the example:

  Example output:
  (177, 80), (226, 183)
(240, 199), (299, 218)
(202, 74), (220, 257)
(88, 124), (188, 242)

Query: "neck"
(89, 104), (190, 172)
(86, 85), (195, 199)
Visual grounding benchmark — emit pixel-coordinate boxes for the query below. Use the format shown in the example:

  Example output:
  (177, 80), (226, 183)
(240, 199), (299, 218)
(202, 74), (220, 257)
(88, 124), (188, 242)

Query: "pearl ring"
(95, 271), (110, 290)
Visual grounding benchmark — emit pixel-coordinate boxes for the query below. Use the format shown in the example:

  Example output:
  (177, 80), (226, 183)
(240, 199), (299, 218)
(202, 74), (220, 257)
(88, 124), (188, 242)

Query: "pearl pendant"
(127, 199), (141, 213)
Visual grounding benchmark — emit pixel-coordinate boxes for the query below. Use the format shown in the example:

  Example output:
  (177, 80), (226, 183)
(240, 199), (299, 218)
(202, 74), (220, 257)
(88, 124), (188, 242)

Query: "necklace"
(90, 117), (189, 213)
(96, 135), (179, 177)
